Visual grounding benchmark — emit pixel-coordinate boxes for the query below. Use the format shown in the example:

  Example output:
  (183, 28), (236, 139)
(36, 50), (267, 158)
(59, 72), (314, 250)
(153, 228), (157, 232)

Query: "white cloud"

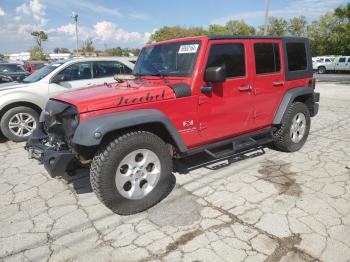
(211, 0), (345, 26)
(49, 21), (152, 45)
(0, 7), (5, 16)
(16, 0), (47, 25)
(93, 21), (147, 43)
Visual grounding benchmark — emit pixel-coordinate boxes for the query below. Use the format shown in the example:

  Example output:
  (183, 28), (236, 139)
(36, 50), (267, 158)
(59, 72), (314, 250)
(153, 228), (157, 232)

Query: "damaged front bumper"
(25, 128), (75, 177)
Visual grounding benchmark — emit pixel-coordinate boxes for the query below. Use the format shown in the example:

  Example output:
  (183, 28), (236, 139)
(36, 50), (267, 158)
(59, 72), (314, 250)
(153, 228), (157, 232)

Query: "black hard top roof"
(208, 35), (308, 41)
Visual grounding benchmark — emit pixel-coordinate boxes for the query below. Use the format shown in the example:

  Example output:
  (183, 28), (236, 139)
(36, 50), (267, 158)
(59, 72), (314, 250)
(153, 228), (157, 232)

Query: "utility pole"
(71, 12), (79, 55)
(264, 0), (270, 35)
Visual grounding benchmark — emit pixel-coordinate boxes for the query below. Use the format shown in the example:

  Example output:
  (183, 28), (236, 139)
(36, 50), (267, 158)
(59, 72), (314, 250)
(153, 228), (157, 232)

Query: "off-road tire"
(90, 131), (173, 215)
(318, 66), (326, 74)
(0, 106), (39, 142)
(273, 102), (311, 152)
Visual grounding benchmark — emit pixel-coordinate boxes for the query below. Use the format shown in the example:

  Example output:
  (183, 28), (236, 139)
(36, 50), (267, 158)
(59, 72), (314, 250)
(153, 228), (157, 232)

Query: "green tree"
(259, 17), (288, 36)
(149, 26), (207, 42)
(288, 16), (307, 36)
(30, 46), (47, 60)
(81, 38), (95, 52)
(225, 20), (256, 35)
(53, 47), (70, 53)
(208, 24), (230, 35)
(30, 31), (48, 50)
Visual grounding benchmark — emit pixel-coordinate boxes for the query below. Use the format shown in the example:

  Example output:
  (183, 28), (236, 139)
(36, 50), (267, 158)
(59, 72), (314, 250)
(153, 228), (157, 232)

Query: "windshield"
(23, 62), (64, 83)
(134, 40), (201, 77)
(0, 64), (26, 73)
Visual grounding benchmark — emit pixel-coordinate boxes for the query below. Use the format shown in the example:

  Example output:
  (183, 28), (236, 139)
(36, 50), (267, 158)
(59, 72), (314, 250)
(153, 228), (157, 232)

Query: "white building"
(49, 53), (72, 61)
(8, 52), (30, 62)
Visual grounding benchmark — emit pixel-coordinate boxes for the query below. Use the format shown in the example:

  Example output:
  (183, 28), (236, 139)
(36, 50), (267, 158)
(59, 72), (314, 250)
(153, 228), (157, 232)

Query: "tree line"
(149, 3), (349, 56)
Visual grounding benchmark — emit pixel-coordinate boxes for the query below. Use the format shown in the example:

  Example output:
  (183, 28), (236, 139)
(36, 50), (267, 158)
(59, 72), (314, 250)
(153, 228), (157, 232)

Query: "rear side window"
(339, 57), (346, 63)
(254, 43), (280, 74)
(286, 43), (307, 71)
(206, 43), (245, 78)
(94, 61), (132, 78)
(325, 59), (331, 62)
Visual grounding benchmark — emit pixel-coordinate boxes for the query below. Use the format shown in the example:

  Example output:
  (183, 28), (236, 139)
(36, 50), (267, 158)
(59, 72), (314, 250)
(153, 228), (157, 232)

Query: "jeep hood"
(52, 80), (177, 113)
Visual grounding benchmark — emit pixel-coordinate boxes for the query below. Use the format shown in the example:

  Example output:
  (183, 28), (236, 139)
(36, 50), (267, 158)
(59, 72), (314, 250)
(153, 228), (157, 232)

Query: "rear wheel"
(0, 106), (39, 142)
(90, 131), (173, 215)
(273, 102), (310, 152)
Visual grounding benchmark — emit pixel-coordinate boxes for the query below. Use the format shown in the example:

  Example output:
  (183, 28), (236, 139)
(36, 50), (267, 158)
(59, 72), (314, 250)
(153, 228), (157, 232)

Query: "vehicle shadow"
(0, 133), (8, 143)
(63, 167), (177, 199)
(64, 147), (266, 197)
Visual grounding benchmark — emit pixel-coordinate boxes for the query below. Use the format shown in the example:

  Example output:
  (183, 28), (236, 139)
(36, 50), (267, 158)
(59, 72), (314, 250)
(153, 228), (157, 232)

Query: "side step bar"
(185, 128), (273, 159)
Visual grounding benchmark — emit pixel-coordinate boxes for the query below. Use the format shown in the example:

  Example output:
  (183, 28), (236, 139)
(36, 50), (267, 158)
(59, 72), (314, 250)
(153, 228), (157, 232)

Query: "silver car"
(0, 57), (134, 142)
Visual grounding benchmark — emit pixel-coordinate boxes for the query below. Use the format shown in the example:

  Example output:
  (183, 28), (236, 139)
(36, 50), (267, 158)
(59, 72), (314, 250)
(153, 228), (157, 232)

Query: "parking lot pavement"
(314, 73), (350, 82)
(1, 82), (350, 262)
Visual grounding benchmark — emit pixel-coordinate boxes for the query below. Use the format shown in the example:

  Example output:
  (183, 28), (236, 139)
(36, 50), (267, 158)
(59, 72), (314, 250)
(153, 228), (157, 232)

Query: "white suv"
(0, 57), (134, 142)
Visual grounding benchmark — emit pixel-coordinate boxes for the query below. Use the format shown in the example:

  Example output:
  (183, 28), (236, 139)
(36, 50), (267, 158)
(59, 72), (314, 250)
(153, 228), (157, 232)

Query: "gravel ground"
(0, 82), (350, 262)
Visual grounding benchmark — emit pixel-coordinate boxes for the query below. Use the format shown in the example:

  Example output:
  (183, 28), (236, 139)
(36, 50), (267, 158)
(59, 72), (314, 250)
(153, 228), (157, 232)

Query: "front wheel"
(90, 131), (173, 215)
(273, 102), (311, 152)
(0, 106), (39, 142)
(318, 66), (326, 74)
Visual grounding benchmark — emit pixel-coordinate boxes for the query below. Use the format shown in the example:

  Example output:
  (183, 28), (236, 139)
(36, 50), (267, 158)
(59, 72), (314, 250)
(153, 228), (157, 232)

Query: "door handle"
(272, 81), (285, 87)
(238, 85), (252, 92)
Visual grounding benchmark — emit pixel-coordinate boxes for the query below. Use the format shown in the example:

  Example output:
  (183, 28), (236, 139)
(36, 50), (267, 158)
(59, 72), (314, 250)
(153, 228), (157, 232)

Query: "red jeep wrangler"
(26, 35), (319, 215)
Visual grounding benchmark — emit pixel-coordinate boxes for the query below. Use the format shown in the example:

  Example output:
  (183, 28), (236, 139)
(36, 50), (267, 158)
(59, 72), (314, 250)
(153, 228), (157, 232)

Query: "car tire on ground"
(0, 106), (39, 142)
(318, 66), (326, 74)
(273, 102), (311, 152)
(90, 131), (173, 215)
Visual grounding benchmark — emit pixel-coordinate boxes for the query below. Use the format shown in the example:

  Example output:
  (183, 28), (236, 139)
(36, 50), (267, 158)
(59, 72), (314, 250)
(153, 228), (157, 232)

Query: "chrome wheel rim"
(115, 149), (161, 200)
(8, 113), (36, 137)
(290, 112), (306, 143)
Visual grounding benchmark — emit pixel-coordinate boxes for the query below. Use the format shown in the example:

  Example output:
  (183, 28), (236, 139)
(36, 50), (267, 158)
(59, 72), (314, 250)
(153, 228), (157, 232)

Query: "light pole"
(264, 0), (270, 35)
(71, 12), (79, 55)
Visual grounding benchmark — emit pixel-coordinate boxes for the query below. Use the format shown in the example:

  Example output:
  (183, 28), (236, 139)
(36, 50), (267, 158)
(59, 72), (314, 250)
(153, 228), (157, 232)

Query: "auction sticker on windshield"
(178, 44), (199, 54)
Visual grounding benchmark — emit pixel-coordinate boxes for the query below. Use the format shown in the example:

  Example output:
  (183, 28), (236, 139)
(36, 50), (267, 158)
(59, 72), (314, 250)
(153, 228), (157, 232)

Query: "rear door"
(250, 39), (285, 128)
(336, 57), (347, 70)
(93, 61), (132, 84)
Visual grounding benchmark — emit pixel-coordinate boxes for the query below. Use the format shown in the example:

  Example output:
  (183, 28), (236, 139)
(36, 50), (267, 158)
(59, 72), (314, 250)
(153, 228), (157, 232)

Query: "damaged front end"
(25, 99), (80, 177)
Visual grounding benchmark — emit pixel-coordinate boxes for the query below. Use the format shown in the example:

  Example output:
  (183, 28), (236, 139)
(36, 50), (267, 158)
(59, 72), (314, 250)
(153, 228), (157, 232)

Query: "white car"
(0, 57), (134, 142)
(312, 56), (335, 74)
(313, 56), (350, 74)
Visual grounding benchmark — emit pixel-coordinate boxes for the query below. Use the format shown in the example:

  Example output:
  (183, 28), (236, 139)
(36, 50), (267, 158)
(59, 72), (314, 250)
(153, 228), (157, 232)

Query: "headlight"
(43, 99), (79, 145)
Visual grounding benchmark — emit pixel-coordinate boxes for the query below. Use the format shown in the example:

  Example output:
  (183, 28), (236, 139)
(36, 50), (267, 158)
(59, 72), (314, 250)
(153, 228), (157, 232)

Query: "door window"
(286, 43), (307, 71)
(94, 61), (132, 78)
(325, 58), (331, 62)
(347, 58), (350, 62)
(339, 57), (346, 63)
(254, 43), (280, 74)
(59, 62), (92, 81)
(206, 43), (245, 78)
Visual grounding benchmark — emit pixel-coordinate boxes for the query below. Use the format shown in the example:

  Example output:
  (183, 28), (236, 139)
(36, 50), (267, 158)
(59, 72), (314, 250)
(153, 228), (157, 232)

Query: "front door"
(197, 40), (255, 144)
(250, 39), (285, 128)
(49, 62), (94, 96)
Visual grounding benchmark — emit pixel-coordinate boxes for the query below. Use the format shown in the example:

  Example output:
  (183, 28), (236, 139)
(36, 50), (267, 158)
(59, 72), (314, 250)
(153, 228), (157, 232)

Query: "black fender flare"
(72, 109), (188, 152)
(273, 87), (315, 125)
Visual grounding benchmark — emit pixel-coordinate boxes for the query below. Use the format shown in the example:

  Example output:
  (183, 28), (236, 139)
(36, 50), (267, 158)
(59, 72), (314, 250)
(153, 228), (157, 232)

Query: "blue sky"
(0, 0), (347, 53)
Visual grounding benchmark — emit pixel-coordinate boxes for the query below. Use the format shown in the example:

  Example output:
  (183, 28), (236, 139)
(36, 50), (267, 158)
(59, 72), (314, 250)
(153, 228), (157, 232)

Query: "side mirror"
(51, 74), (65, 84)
(205, 66), (226, 83)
